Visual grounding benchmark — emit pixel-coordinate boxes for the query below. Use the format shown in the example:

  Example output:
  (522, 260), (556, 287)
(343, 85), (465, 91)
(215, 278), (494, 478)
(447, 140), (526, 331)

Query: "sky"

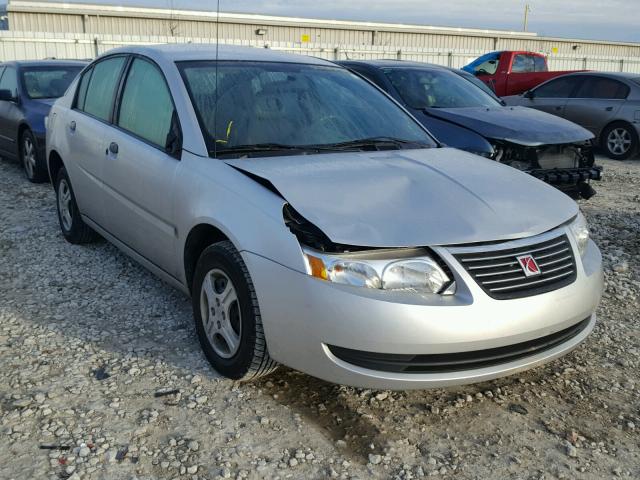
(10, 0), (640, 43)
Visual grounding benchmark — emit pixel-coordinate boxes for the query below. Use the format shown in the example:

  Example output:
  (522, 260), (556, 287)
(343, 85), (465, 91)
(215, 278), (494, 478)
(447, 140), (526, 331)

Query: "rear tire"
(602, 122), (638, 160)
(54, 167), (98, 244)
(192, 241), (278, 381)
(20, 130), (47, 183)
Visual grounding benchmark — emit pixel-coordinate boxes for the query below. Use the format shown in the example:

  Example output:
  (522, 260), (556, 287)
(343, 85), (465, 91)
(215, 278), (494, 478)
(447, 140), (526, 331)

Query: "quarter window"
(117, 58), (174, 148)
(573, 77), (629, 99)
(75, 66), (93, 110)
(81, 56), (126, 122)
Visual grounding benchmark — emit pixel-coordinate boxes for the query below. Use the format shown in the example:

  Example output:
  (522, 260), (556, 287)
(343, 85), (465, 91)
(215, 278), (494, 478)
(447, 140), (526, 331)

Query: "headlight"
(568, 211), (589, 257)
(303, 247), (454, 294)
(382, 259), (450, 292)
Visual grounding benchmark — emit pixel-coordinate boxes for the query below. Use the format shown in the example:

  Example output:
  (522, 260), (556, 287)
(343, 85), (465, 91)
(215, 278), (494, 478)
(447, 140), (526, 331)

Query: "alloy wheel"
(607, 127), (632, 156)
(200, 268), (242, 359)
(23, 137), (36, 179)
(57, 179), (73, 231)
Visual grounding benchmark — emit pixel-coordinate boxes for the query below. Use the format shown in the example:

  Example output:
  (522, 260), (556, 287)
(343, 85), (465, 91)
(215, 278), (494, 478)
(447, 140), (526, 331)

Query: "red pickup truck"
(462, 51), (583, 97)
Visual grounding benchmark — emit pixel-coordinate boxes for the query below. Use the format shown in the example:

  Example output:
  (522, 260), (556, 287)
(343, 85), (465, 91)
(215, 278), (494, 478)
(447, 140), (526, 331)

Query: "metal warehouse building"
(2, 0), (640, 72)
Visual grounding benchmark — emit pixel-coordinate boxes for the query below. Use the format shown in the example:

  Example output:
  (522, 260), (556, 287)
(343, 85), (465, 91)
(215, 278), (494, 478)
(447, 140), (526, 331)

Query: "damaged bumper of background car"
(491, 140), (601, 199)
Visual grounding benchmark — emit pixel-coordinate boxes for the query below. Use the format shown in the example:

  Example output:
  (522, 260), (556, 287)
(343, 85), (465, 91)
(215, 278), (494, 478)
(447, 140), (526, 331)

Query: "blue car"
(339, 60), (602, 199)
(0, 60), (86, 182)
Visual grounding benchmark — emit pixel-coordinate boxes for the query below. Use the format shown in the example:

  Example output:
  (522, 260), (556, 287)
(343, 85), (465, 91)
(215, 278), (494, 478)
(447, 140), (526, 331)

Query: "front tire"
(192, 241), (278, 381)
(20, 130), (47, 183)
(54, 167), (97, 244)
(602, 122), (638, 160)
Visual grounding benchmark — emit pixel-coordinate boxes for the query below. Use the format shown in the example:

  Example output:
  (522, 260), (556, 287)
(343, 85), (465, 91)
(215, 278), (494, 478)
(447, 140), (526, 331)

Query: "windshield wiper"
(214, 137), (432, 157)
(309, 137), (432, 151)
(214, 143), (320, 157)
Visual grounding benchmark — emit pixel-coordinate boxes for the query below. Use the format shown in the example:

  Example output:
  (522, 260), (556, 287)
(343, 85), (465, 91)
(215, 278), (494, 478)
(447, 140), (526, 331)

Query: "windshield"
(462, 52), (501, 76)
(21, 66), (83, 99)
(453, 69), (501, 99)
(178, 61), (436, 157)
(383, 68), (500, 109)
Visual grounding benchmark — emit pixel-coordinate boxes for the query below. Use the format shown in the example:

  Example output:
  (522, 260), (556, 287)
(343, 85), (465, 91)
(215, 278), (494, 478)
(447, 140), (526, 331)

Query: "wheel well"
(184, 224), (230, 294)
(48, 150), (64, 186)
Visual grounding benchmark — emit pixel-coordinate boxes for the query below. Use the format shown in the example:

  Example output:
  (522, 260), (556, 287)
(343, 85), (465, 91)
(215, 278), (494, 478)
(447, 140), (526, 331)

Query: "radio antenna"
(214, 0), (220, 158)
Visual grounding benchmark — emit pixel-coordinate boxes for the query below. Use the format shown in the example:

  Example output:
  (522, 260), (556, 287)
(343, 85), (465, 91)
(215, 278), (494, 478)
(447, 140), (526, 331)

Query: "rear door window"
(80, 56), (127, 122)
(573, 76), (629, 99)
(116, 57), (175, 149)
(534, 77), (580, 98)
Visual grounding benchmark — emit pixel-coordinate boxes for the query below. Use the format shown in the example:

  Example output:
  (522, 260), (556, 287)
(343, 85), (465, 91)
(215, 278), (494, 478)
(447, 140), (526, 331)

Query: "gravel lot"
(0, 155), (638, 480)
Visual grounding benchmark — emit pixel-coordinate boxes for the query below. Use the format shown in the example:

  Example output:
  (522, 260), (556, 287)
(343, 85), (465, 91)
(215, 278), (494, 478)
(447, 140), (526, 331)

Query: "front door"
(526, 76), (583, 117)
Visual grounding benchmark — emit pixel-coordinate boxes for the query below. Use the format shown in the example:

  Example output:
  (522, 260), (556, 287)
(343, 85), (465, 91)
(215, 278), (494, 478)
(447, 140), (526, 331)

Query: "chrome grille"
(453, 234), (577, 300)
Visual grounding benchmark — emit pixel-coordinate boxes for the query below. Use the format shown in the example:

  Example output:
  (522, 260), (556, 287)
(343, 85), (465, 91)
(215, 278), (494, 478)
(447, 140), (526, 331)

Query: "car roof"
(102, 43), (334, 67)
(338, 59), (453, 70)
(555, 71), (640, 81)
(0, 59), (88, 68)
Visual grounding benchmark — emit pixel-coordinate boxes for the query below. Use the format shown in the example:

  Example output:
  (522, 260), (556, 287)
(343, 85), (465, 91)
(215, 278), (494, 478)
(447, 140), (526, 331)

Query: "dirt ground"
(0, 155), (638, 480)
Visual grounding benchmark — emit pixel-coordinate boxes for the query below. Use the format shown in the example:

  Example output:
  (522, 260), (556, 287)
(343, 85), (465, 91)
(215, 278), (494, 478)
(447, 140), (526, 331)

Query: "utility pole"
(523, 3), (531, 32)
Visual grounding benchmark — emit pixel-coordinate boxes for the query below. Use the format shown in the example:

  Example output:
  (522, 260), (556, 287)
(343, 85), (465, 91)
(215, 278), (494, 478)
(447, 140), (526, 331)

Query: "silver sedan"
(504, 72), (640, 160)
(46, 45), (603, 389)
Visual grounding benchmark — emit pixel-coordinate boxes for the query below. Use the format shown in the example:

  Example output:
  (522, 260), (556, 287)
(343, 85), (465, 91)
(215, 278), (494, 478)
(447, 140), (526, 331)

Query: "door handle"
(69, 120), (76, 132)
(107, 142), (119, 155)
(605, 106), (614, 111)
(555, 106), (562, 111)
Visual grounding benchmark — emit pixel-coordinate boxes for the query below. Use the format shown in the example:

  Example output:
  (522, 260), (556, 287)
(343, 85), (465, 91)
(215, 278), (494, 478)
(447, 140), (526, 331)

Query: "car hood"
(225, 148), (577, 247)
(424, 106), (594, 146)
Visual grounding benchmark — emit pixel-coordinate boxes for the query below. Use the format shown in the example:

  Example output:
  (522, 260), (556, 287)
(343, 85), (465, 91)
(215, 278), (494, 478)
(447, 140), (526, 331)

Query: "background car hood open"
(424, 106), (594, 146)
(226, 148), (577, 247)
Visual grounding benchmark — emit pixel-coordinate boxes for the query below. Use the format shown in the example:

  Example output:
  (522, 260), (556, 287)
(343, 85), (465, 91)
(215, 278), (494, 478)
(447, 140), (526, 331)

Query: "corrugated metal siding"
(1, 31), (640, 74)
(3, 6), (640, 72)
(7, 8), (640, 57)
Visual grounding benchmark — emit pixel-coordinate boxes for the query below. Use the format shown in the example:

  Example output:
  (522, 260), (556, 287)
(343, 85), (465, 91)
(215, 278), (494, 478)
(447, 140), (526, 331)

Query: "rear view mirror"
(524, 90), (535, 99)
(0, 89), (15, 102)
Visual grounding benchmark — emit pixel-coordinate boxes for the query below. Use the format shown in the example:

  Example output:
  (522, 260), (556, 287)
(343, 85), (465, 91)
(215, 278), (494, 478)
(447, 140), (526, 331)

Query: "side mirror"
(524, 90), (535, 99)
(0, 89), (15, 102)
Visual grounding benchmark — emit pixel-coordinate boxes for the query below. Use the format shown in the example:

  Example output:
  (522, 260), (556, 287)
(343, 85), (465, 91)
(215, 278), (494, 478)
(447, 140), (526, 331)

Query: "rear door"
(563, 75), (629, 136)
(0, 66), (20, 156)
(100, 56), (182, 277)
(524, 76), (582, 116)
(66, 55), (128, 224)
